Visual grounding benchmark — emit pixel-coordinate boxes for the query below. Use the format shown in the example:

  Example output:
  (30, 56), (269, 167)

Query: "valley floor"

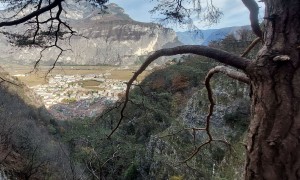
(2, 64), (150, 120)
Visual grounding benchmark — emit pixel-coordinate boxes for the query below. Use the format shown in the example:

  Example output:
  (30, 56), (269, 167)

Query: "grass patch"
(108, 69), (149, 81)
(77, 80), (103, 87)
(6, 65), (149, 86)
(17, 74), (47, 86)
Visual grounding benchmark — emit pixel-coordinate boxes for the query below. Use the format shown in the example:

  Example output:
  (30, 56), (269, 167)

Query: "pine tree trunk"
(245, 0), (300, 179)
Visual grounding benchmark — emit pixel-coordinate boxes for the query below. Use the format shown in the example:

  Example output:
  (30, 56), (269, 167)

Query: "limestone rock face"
(0, 2), (182, 65)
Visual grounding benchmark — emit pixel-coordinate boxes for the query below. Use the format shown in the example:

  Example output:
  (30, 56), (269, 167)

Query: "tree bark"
(245, 0), (300, 179)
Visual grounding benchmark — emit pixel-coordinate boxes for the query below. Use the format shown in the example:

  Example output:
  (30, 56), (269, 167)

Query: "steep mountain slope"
(61, 56), (250, 179)
(0, 2), (181, 66)
(177, 25), (251, 45)
(0, 69), (77, 179)
(60, 30), (257, 179)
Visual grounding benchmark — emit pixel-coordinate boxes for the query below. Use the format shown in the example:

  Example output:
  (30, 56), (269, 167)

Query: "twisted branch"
(206, 66), (250, 84)
(145, 65), (249, 162)
(107, 46), (251, 138)
(180, 66), (249, 162)
(241, 0), (263, 38)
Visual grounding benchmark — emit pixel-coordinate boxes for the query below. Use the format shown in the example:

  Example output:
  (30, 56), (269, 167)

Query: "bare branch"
(30, 0), (43, 44)
(0, 76), (20, 86)
(93, 101), (124, 123)
(151, 0), (222, 27)
(180, 66), (238, 162)
(182, 139), (230, 163)
(0, 0), (63, 27)
(86, 161), (100, 180)
(241, 0), (263, 38)
(100, 149), (118, 168)
(107, 45), (250, 138)
(241, 37), (261, 57)
(0, 0), (33, 20)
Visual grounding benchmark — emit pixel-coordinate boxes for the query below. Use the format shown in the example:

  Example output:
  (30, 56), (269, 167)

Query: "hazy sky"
(110, 0), (265, 31)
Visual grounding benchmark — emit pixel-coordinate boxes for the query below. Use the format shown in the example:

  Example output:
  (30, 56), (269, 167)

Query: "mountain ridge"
(0, 2), (181, 66)
(176, 25), (251, 45)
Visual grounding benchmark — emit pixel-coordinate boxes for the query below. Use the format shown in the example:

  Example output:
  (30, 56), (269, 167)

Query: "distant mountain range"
(176, 25), (251, 45)
(0, 1), (251, 66)
(0, 2), (181, 66)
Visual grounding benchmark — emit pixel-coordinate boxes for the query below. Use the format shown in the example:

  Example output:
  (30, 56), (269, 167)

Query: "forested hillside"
(0, 29), (256, 179)
(0, 68), (80, 179)
(1, 0), (299, 179)
(61, 54), (250, 179)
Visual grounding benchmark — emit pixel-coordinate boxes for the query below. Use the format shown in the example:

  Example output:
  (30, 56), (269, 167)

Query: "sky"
(0, 0), (265, 31)
(110, 0), (265, 31)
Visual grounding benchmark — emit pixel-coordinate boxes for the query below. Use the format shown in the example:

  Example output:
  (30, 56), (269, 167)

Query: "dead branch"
(241, 0), (263, 38)
(106, 46), (251, 138)
(241, 37), (261, 57)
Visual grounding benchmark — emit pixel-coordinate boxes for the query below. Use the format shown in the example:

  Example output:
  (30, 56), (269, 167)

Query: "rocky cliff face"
(142, 76), (250, 179)
(0, 2), (181, 65)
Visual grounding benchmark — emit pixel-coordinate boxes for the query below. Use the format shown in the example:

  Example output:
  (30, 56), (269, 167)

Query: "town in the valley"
(11, 66), (147, 120)
(32, 73), (127, 119)
(32, 73), (125, 107)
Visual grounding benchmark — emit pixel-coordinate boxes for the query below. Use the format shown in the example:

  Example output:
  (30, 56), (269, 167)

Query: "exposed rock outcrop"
(0, 2), (182, 65)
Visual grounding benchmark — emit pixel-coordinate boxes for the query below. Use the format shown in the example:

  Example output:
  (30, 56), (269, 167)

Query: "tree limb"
(241, 0), (263, 38)
(161, 66), (246, 162)
(206, 66), (250, 84)
(181, 65), (246, 162)
(107, 45), (251, 138)
(241, 37), (261, 57)
(0, 0), (63, 27)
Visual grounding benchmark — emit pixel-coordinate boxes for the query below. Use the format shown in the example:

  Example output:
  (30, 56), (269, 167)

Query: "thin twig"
(0, 76), (20, 86)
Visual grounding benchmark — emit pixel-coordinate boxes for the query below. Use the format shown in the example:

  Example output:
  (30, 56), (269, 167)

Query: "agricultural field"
(2, 64), (150, 87)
